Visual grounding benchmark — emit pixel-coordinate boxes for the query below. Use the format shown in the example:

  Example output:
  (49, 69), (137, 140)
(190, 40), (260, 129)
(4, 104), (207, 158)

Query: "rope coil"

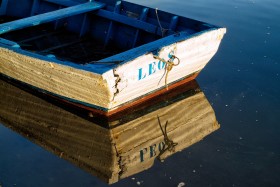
(153, 54), (180, 88)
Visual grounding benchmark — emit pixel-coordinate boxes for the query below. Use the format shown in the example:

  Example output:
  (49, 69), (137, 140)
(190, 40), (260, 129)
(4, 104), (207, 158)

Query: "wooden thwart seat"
(0, 1), (105, 34)
(44, 0), (178, 37)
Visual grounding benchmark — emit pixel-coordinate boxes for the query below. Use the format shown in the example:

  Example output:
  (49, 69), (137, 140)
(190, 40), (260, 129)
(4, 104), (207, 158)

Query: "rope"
(153, 54), (180, 88)
(157, 116), (178, 160)
(155, 8), (169, 37)
(155, 8), (180, 37)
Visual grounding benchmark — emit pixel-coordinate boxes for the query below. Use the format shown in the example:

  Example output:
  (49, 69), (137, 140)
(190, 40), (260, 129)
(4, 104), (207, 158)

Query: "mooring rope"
(153, 54), (180, 88)
(155, 8), (169, 37)
(157, 116), (178, 160)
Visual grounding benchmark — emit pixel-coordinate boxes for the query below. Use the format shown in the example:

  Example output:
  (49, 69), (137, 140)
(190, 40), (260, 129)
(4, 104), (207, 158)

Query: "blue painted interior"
(0, 0), (220, 74)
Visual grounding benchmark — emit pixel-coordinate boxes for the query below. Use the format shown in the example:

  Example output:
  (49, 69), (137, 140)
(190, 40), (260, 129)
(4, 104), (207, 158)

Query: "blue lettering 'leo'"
(138, 60), (166, 80)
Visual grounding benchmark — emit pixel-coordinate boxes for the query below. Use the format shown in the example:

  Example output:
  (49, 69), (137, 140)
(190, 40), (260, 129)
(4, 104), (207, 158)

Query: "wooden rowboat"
(0, 78), (219, 184)
(0, 0), (226, 114)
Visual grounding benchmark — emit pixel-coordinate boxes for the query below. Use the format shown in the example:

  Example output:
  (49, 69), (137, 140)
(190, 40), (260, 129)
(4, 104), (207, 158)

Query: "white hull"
(0, 28), (226, 111)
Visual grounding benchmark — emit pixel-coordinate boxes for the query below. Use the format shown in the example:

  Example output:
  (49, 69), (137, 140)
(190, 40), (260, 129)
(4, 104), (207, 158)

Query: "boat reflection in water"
(0, 77), (220, 184)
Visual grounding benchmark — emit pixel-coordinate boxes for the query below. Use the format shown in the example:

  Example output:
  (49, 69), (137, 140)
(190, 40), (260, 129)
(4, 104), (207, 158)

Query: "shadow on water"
(0, 77), (219, 186)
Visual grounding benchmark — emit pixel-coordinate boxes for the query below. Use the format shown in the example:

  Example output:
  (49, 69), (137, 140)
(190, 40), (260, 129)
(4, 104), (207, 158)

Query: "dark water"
(1, 0), (280, 187)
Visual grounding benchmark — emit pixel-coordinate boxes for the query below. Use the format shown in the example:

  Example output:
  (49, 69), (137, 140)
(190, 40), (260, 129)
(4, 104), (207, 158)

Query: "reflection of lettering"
(139, 141), (165, 162)
(150, 144), (157, 158)
(138, 61), (166, 80)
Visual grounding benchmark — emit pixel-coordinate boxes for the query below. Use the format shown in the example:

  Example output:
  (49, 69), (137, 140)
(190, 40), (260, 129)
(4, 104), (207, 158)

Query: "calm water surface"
(1, 0), (280, 186)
